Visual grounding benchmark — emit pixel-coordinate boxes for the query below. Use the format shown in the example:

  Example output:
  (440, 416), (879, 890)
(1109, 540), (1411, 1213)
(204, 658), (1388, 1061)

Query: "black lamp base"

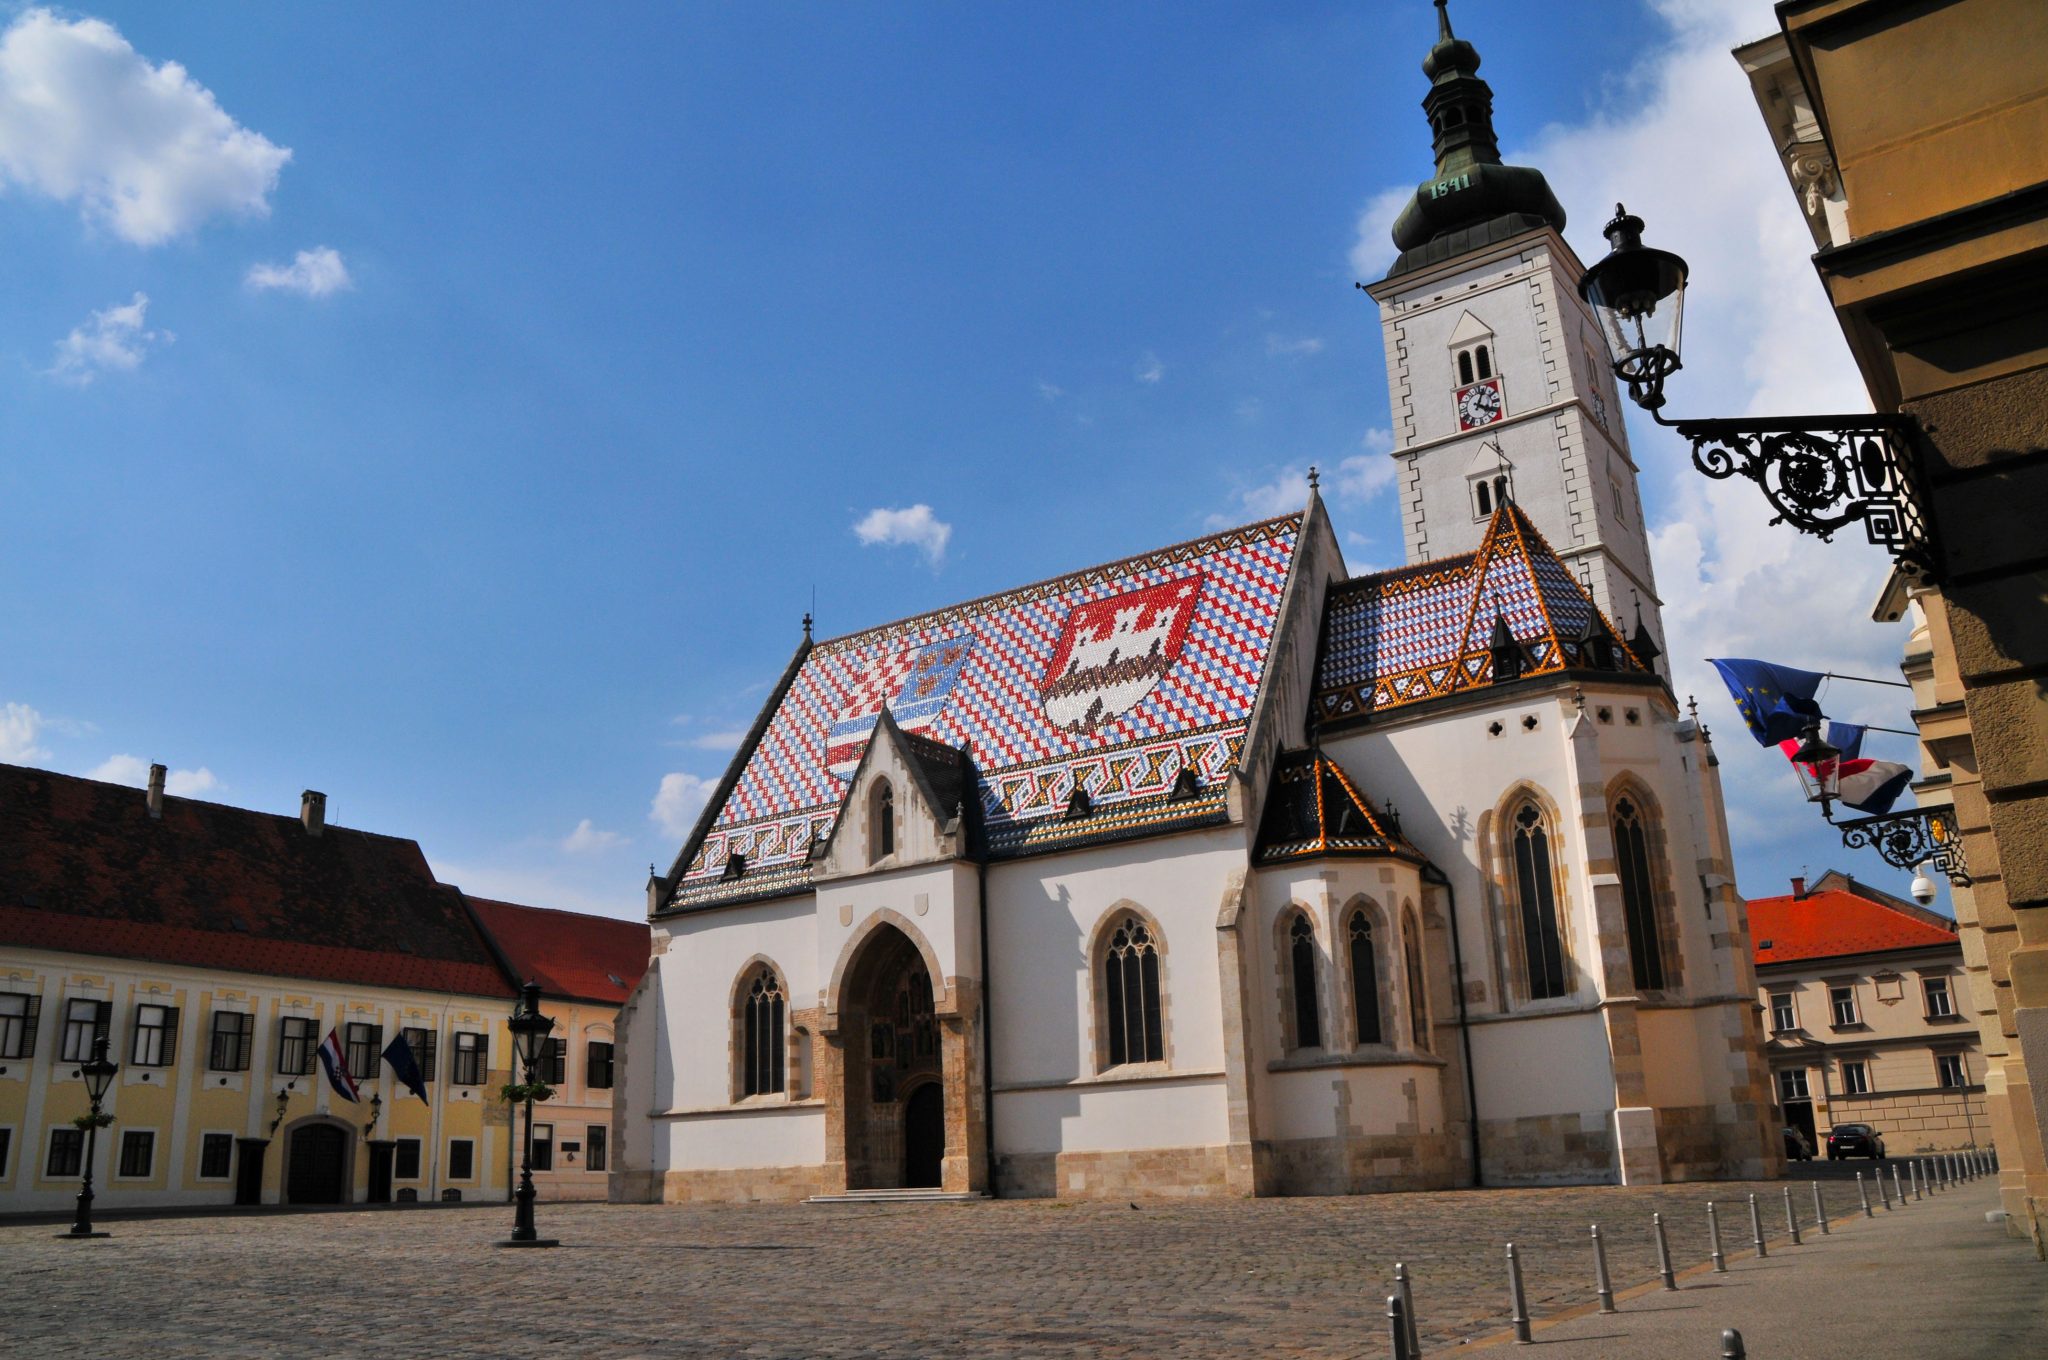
(57, 1230), (111, 1239)
(495, 1237), (559, 1249)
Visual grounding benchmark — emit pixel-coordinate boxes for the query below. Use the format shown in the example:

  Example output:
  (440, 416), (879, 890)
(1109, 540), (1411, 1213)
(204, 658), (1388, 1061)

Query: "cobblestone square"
(0, 1175), (1941, 1359)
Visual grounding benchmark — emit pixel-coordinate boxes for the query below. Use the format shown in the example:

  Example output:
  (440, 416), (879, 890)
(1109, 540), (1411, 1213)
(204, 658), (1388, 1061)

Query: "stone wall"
(657, 1165), (834, 1203)
(1821, 1088), (1991, 1154)
(1654, 1101), (1779, 1181)
(996, 1145), (1235, 1200)
(1477, 1112), (1616, 1185)
(1260, 1128), (1466, 1196)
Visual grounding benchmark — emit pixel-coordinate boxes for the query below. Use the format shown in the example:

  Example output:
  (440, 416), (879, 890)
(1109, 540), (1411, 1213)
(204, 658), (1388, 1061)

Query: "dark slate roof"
(1313, 501), (1650, 726)
(465, 897), (649, 1005)
(662, 516), (1299, 911)
(1254, 748), (1425, 866)
(0, 762), (512, 997)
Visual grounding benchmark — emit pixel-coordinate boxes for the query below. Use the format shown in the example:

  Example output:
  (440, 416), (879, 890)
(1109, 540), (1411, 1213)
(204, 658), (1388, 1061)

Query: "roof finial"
(1436, 0), (1454, 41)
(802, 611), (813, 641)
(1306, 464), (1321, 493)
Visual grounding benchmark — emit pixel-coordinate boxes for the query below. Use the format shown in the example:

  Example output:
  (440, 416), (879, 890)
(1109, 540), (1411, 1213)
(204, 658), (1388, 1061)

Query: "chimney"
(1791, 876), (1807, 900)
(301, 790), (326, 837)
(146, 763), (166, 819)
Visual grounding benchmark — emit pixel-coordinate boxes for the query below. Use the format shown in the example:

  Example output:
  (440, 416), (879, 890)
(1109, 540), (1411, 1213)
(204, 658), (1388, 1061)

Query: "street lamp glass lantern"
(1578, 204), (1689, 411)
(1789, 720), (1843, 815)
(507, 980), (555, 1076)
(80, 1034), (118, 1103)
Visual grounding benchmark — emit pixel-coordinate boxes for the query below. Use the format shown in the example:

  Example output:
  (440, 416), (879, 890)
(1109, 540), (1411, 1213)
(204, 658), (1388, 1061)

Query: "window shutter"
(93, 999), (112, 1047)
(161, 1005), (180, 1067)
(237, 1015), (254, 1072)
(20, 994), (39, 1059)
(368, 1024), (384, 1074)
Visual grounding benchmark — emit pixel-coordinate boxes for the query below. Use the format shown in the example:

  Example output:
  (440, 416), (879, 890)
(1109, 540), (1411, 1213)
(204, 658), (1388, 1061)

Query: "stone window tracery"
(741, 967), (786, 1097)
(1403, 908), (1430, 1051)
(1613, 797), (1667, 991)
(1288, 913), (1322, 1050)
(1348, 909), (1382, 1046)
(1512, 802), (1568, 1000)
(1102, 916), (1163, 1067)
(870, 780), (895, 863)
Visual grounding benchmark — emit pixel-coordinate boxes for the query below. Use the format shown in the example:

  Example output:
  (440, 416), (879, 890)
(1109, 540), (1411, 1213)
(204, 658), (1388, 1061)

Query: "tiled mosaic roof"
(1254, 748), (1422, 865)
(669, 516), (1299, 907)
(1314, 501), (1647, 724)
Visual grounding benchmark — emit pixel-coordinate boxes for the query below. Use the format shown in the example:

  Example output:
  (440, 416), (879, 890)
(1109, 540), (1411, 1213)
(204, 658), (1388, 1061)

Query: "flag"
(1779, 724), (1914, 816)
(1708, 658), (1826, 747)
(383, 1032), (429, 1103)
(316, 1028), (360, 1103)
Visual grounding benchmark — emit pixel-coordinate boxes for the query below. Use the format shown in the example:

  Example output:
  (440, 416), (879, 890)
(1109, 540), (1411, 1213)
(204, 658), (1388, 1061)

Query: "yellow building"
(0, 761), (643, 1212)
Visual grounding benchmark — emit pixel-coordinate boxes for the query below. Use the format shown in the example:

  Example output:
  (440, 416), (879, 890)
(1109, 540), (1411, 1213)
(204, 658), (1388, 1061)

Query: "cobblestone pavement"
(0, 1174), (1992, 1358)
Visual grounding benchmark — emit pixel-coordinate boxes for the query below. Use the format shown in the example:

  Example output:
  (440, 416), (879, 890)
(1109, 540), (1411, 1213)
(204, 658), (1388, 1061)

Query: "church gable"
(663, 515), (1301, 910)
(814, 712), (972, 880)
(1253, 748), (1422, 866)
(1313, 502), (1648, 725)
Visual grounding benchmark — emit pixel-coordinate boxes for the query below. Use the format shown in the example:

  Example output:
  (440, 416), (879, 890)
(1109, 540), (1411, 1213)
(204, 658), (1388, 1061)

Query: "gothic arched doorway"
(903, 1081), (944, 1188)
(838, 923), (943, 1190)
(285, 1121), (351, 1204)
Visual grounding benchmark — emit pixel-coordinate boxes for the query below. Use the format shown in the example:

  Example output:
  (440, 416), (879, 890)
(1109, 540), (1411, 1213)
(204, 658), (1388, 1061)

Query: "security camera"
(1910, 871), (1938, 906)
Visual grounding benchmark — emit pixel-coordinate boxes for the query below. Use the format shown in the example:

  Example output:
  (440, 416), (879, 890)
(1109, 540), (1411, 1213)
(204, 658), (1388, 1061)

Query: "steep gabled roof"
(1313, 501), (1649, 724)
(1748, 884), (1959, 967)
(465, 897), (650, 1005)
(662, 515), (1299, 911)
(1254, 748), (1424, 866)
(0, 762), (511, 997)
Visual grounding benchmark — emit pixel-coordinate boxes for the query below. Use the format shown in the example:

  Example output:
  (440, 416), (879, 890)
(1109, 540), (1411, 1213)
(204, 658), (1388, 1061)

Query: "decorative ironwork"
(1838, 805), (1969, 886)
(1664, 413), (1940, 581)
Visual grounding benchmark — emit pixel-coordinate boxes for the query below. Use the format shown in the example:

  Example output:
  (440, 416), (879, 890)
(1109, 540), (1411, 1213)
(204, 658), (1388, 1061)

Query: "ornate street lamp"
(1781, 717), (1969, 885)
(500, 980), (558, 1249)
(62, 1034), (119, 1240)
(1787, 720), (1844, 820)
(1579, 205), (1941, 582)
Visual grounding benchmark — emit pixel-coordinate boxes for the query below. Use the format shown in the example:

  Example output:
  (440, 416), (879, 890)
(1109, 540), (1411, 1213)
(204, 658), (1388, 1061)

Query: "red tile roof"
(1748, 886), (1958, 966)
(0, 762), (511, 997)
(465, 896), (649, 1005)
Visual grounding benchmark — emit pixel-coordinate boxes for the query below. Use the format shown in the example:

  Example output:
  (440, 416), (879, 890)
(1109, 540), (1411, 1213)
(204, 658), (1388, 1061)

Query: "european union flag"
(1708, 658), (1826, 747)
(383, 1032), (430, 1103)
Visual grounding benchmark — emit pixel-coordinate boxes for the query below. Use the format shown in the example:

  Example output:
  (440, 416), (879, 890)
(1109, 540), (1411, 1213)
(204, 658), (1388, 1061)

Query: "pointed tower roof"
(1313, 501), (1654, 725)
(1386, 1), (1566, 278)
(1254, 748), (1423, 866)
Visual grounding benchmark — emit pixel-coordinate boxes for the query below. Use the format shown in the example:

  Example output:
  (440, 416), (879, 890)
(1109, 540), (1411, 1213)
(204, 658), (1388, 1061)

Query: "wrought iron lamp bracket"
(1655, 409), (1943, 582)
(1836, 804), (1970, 886)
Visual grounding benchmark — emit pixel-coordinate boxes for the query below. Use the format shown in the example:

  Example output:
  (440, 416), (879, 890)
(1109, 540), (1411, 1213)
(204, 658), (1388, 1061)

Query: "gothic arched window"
(1512, 803), (1569, 1000)
(741, 967), (786, 1097)
(1474, 479), (1493, 517)
(1458, 349), (1475, 386)
(1288, 913), (1322, 1049)
(1348, 910), (1382, 1046)
(1475, 344), (1493, 380)
(1102, 916), (1163, 1067)
(1614, 797), (1667, 991)
(870, 780), (895, 863)
(1403, 909), (1431, 1050)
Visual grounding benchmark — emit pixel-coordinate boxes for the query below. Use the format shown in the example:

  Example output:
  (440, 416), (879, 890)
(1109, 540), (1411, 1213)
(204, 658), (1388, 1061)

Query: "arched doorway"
(838, 923), (943, 1190)
(286, 1122), (351, 1204)
(903, 1081), (944, 1188)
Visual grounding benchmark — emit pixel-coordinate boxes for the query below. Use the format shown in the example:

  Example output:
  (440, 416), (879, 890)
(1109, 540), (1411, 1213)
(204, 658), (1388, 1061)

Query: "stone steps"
(803, 1188), (988, 1205)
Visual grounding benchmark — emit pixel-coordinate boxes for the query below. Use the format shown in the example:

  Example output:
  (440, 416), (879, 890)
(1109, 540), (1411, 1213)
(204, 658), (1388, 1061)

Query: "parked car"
(1827, 1122), (1887, 1160)
(1782, 1126), (1814, 1161)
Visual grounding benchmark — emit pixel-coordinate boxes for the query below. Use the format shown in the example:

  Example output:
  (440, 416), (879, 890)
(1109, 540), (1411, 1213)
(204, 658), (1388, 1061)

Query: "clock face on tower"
(1455, 377), (1504, 430)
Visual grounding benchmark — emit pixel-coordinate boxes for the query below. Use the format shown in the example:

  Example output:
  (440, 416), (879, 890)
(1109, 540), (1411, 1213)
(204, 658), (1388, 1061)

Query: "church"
(612, 6), (1780, 1202)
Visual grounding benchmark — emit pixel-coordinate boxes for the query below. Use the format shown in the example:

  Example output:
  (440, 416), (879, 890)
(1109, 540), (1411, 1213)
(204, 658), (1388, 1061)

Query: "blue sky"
(0, 2), (1933, 919)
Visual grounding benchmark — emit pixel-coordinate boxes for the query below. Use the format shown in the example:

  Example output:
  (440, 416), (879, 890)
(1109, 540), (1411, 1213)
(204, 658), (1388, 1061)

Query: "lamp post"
(500, 980), (557, 1248)
(63, 1034), (119, 1239)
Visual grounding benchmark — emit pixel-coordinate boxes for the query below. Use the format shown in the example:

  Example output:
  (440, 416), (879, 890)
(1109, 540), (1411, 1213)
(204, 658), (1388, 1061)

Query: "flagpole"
(1819, 670), (1913, 690)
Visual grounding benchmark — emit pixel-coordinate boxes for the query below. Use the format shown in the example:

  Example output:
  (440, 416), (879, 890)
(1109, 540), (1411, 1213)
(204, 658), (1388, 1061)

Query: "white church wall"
(658, 895), (818, 1113)
(814, 860), (980, 1011)
(1468, 1010), (1617, 1119)
(1261, 1063), (1448, 1142)
(657, 1103), (826, 1172)
(996, 1075), (1229, 1155)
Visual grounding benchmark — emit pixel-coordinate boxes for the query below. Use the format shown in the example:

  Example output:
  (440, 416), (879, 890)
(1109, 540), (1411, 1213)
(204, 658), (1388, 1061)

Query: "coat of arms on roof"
(824, 634), (976, 779)
(1040, 574), (1204, 735)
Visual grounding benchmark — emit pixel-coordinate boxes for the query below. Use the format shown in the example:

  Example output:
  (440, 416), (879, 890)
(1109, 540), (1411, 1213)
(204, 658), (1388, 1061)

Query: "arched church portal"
(838, 924), (945, 1189)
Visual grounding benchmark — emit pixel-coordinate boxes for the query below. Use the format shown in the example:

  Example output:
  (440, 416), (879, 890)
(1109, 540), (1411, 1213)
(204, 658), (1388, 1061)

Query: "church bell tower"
(1364, 1), (1665, 662)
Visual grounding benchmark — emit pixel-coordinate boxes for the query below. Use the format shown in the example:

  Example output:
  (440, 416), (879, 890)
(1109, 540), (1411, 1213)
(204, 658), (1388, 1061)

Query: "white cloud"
(246, 246), (351, 297)
(88, 753), (217, 796)
(1265, 334), (1324, 357)
(1134, 352), (1165, 384)
(1037, 380), (1064, 402)
(0, 9), (290, 245)
(47, 292), (169, 385)
(1211, 427), (1398, 528)
(561, 818), (626, 854)
(1, 701), (49, 762)
(687, 729), (747, 752)
(854, 504), (952, 566)
(1234, 397), (1263, 422)
(650, 772), (715, 840)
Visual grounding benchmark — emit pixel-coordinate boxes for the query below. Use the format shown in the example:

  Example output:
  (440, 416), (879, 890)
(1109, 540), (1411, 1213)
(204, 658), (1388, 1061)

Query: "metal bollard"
(1653, 1211), (1677, 1289)
(1506, 1243), (1532, 1345)
(1747, 1194), (1767, 1258)
(1722, 1328), (1748, 1360)
(1591, 1224), (1616, 1314)
(1948, 1153), (1958, 1185)
(1878, 1167), (1893, 1210)
(1394, 1261), (1419, 1358)
(1812, 1181), (1829, 1235)
(1707, 1201), (1727, 1271)
(1783, 1185), (1802, 1245)
(1911, 1159), (1922, 1201)
(1388, 1294), (1411, 1360)
(1892, 1163), (1905, 1206)
(1857, 1171), (1873, 1217)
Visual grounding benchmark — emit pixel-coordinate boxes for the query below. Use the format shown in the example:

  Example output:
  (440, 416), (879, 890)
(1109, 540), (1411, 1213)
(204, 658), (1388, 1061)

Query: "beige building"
(1734, 0), (2048, 1236)
(1754, 871), (1985, 1154)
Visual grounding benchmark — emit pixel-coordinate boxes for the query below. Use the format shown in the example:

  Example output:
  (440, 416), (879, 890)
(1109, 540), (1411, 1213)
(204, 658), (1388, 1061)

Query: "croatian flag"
(316, 1028), (361, 1103)
(1779, 722), (1914, 816)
